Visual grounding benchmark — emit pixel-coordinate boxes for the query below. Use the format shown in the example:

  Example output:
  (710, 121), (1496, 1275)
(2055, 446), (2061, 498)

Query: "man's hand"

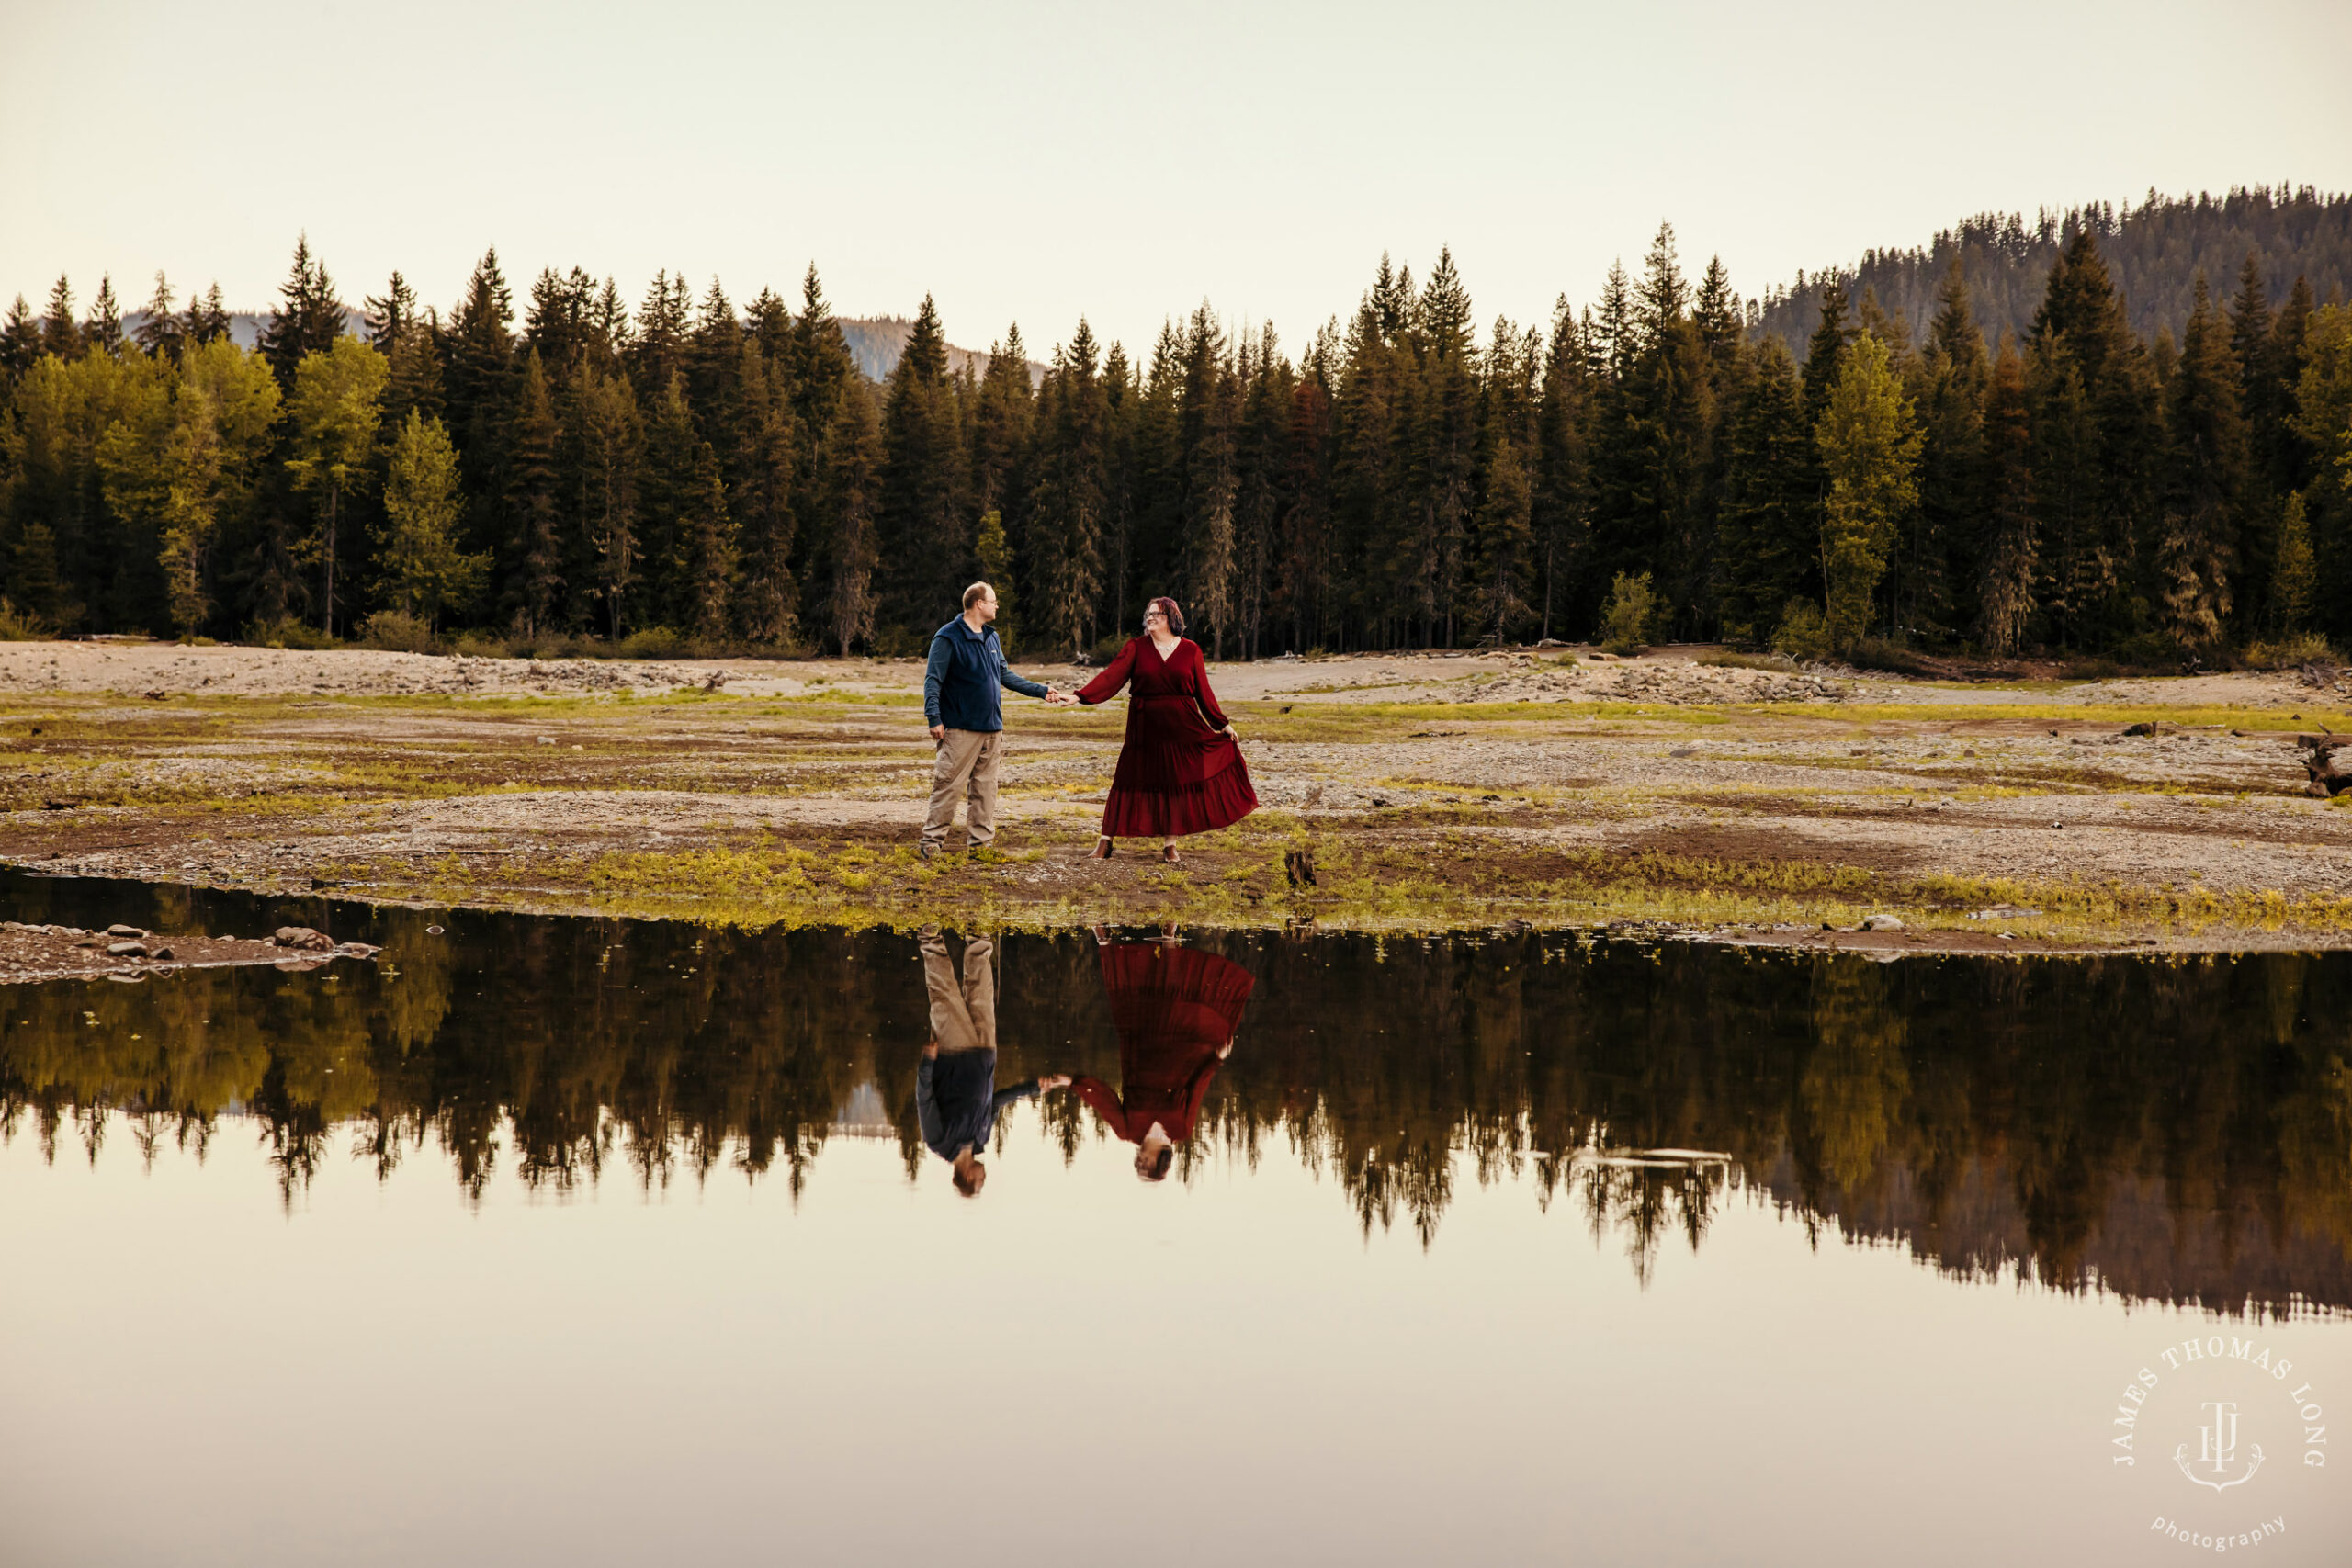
(929, 723), (945, 742)
(1038, 1074), (1071, 1092)
(923, 1043), (939, 1059)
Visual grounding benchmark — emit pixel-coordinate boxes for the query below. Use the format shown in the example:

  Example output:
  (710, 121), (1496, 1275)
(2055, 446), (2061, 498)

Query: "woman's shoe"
(1092, 836), (1115, 859)
(1161, 843), (1183, 864)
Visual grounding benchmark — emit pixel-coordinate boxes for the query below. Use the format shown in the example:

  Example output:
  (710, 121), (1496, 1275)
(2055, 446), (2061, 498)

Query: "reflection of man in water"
(1069, 926), (1254, 1182)
(916, 927), (1068, 1196)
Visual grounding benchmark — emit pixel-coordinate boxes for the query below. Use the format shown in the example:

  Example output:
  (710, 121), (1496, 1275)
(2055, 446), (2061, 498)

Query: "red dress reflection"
(1069, 942), (1255, 1145)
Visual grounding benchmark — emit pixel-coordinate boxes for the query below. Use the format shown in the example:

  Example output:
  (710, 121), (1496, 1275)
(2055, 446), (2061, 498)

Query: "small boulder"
(106, 941), (147, 957)
(148, 945), (174, 961)
(107, 924), (145, 937)
(1860, 914), (1905, 932)
(273, 926), (335, 953)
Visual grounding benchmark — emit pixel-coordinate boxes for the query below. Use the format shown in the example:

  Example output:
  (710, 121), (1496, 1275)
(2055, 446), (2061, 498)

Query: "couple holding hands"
(915, 580), (1259, 1195)
(919, 581), (1257, 865)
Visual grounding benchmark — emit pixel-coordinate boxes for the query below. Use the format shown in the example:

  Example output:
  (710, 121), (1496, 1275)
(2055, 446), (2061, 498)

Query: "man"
(915, 925), (1069, 1197)
(920, 581), (1069, 858)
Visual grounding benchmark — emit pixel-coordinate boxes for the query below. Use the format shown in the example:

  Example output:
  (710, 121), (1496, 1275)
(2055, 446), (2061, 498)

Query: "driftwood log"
(2297, 734), (2352, 796)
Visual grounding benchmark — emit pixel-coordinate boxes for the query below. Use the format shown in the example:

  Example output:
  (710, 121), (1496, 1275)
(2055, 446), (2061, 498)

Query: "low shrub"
(1769, 599), (1832, 661)
(1845, 636), (1935, 676)
(0, 598), (55, 641)
(1697, 649), (1797, 673)
(2242, 632), (2339, 671)
(452, 632), (512, 659)
(617, 626), (685, 660)
(247, 617), (340, 650)
(357, 609), (441, 654)
(1598, 570), (1657, 655)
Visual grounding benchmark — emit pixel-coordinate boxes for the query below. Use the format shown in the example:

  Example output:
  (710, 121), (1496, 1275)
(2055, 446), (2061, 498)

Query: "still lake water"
(2, 873), (2348, 1566)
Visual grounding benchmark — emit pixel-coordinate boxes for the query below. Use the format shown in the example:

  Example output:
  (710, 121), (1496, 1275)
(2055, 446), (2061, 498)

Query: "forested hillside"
(1751, 185), (2351, 359)
(3, 207), (2349, 665)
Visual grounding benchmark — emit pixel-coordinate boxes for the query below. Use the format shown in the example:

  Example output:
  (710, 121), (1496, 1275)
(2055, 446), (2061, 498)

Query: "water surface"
(3, 874), (2347, 1565)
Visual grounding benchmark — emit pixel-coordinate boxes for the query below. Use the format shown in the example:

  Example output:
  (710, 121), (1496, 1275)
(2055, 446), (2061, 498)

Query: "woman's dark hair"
(1147, 596), (1185, 636)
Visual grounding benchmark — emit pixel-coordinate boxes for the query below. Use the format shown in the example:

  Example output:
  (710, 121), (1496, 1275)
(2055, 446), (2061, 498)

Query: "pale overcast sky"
(5, 0), (2348, 359)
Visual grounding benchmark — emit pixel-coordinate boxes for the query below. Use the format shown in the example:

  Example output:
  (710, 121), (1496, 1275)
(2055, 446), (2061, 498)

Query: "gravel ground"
(0, 637), (2343, 953)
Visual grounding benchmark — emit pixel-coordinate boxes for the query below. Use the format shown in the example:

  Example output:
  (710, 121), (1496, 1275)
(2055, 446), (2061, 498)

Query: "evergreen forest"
(4, 185), (2351, 666)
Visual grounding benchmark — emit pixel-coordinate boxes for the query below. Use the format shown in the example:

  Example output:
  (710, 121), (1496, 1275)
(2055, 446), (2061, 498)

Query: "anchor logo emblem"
(2174, 1401), (2265, 1492)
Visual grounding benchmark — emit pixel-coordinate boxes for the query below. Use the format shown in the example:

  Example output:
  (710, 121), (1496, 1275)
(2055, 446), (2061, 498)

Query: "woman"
(1069, 596), (1257, 863)
(1068, 927), (1254, 1182)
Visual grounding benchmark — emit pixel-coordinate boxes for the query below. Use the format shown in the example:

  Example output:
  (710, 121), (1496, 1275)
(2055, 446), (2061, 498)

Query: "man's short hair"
(962, 581), (993, 612)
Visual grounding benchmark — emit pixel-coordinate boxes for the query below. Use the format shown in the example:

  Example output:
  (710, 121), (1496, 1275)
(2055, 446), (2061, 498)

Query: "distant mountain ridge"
(1748, 184), (2352, 356)
(126, 308), (1042, 386)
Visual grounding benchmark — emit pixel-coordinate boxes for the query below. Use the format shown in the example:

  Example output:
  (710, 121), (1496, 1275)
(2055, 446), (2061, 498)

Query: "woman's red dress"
(1069, 942), (1255, 1143)
(1077, 637), (1257, 839)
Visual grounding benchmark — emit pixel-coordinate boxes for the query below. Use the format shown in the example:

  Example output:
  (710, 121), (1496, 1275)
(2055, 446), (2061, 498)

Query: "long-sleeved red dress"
(1077, 636), (1257, 839)
(1069, 942), (1255, 1144)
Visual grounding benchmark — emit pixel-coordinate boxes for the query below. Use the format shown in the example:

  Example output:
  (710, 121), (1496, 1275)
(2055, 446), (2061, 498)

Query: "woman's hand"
(1038, 1074), (1071, 1092)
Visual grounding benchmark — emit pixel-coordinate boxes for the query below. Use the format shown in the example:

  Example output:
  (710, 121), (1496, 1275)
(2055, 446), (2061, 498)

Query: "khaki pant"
(922, 728), (1000, 850)
(921, 929), (997, 1052)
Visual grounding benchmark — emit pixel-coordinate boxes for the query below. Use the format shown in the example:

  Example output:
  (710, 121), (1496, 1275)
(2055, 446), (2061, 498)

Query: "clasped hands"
(1043, 687), (1081, 707)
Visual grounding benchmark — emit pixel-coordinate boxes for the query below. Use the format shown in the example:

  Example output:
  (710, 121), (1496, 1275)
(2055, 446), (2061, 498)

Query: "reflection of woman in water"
(1068, 927), (1254, 1181)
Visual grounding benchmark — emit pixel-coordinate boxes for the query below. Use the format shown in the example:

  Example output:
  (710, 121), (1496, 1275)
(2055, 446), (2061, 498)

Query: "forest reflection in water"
(2, 871), (2348, 1319)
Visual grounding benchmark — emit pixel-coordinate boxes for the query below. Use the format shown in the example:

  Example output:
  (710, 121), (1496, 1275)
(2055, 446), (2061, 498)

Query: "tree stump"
(2297, 734), (2352, 796)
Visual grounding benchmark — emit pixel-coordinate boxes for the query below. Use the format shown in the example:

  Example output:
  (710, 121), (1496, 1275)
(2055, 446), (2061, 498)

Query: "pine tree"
(1531, 298), (1592, 639)
(1025, 320), (1111, 658)
(1801, 279), (1855, 423)
(2225, 253), (2287, 619)
(2027, 229), (2157, 647)
(1177, 305), (1238, 653)
(2268, 276), (2318, 501)
(1715, 339), (1815, 641)
(504, 349), (563, 637)
(1472, 433), (1534, 642)
(1979, 337), (2039, 655)
(378, 411), (488, 627)
(41, 276), (80, 360)
(634, 371), (733, 641)
(84, 276), (124, 356)
(729, 340), (799, 647)
(2270, 490), (2314, 634)
(1908, 259), (1988, 640)
(0, 296), (41, 390)
(284, 337), (390, 634)
(877, 294), (967, 633)
(183, 283), (232, 347)
(133, 273), (183, 362)
(2156, 276), (2246, 649)
(445, 250), (516, 463)
(684, 277), (742, 454)
(631, 270), (692, 395)
(258, 236), (345, 388)
(971, 323), (1035, 526)
(1815, 334), (1923, 649)
(571, 365), (641, 637)
(820, 379), (883, 655)
(365, 272), (419, 351)
(1598, 225), (1711, 636)
(522, 267), (598, 376)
